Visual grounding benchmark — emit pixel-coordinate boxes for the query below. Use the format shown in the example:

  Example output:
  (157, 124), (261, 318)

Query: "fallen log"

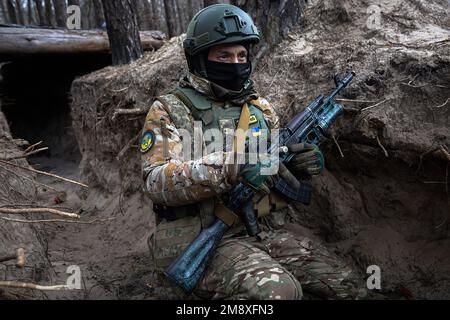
(0, 27), (166, 57)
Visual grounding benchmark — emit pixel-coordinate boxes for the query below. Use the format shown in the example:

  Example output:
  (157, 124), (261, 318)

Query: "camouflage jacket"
(141, 73), (280, 207)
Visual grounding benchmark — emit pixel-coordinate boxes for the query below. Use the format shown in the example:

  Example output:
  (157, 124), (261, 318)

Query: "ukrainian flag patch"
(252, 127), (262, 137)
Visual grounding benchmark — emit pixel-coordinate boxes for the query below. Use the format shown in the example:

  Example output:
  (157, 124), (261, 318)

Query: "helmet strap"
(198, 53), (208, 78)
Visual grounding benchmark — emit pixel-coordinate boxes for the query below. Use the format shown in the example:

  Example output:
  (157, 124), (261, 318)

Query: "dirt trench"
(1, 0), (449, 299)
(68, 0), (449, 299)
(0, 111), (53, 299)
(252, 0), (450, 299)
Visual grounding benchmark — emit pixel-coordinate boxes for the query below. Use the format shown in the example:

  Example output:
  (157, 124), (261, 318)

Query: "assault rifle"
(164, 71), (356, 292)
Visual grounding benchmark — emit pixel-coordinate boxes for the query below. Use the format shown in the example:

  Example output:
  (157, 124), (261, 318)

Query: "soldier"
(142, 4), (365, 300)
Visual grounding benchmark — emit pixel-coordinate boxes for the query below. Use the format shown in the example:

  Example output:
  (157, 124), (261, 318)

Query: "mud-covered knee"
(240, 269), (303, 300)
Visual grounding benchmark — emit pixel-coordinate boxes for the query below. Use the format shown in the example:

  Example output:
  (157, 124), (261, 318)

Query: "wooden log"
(0, 26), (166, 57)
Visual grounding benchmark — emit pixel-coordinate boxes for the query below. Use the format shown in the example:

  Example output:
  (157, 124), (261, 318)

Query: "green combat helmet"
(183, 4), (261, 77)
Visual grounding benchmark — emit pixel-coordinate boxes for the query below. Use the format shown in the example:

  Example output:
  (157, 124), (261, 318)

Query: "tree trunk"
(141, 0), (152, 30)
(52, 0), (66, 27)
(177, 0), (190, 32)
(44, 0), (53, 27)
(188, 0), (203, 19)
(6, 0), (17, 24)
(203, 0), (218, 7)
(132, 0), (143, 30)
(136, 0), (152, 30)
(92, 0), (104, 28)
(231, 0), (305, 48)
(186, 0), (205, 29)
(33, 0), (45, 26)
(80, 0), (91, 29)
(151, 0), (168, 36)
(27, 0), (34, 24)
(164, 0), (181, 37)
(101, 0), (143, 65)
(15, 0), (24, 24)
(0, 0), (7, 23)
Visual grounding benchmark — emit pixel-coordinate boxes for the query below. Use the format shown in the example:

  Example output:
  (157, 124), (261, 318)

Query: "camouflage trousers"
(193, 230), (366, 300)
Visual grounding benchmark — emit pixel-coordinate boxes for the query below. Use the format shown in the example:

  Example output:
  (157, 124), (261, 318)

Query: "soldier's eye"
(238, 53), (247, 62)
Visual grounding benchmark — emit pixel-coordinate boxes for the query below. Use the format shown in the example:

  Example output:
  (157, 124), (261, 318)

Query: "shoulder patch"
(249, 114), (258, 124)
(140, 130), (155, 153)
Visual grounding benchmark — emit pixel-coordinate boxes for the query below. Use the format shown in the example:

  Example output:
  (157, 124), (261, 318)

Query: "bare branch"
(376, 135), (389, 158)
(440, 145), (450, 161)
(433, 96), (450, 109)
(0, 147), (49, 160)
(0, 163), (60, 192)
(332, 134), (344, 158)
(23, 141), (43, 153)
(111, 107), (149, 121)
(335, 98), (378, 103)
(0, 159), (88, 188)
(0, 207), (80, 219)
(116, 133), (140, 161)
(0, 281), (72, 291)
(0, 248), (26, 268)
(361, 99), (389, 112)
(0, 216), (115, 224)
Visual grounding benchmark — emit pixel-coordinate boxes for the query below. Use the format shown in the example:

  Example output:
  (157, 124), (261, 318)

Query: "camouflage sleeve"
(251, 97), (280, 129)
(141, 100), (232, 206)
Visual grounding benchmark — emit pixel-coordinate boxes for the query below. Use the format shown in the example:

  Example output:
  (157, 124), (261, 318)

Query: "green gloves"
(287, 143), (324, 177)
(239, 143), (324, 190)
(239, 157), (274, 190)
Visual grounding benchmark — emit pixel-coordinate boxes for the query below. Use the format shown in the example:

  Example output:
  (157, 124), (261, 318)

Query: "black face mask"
(205, 60), (252, 92)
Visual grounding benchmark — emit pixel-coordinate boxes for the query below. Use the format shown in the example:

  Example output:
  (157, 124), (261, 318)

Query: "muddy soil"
(252, 0), (450, 299)
(0, 112), (53, 299)
(1, 0), (449, 299)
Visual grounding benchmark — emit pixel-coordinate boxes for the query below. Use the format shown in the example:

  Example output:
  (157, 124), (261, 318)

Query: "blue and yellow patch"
(251, 127), (262, 137)
(140, 130), (155, 153)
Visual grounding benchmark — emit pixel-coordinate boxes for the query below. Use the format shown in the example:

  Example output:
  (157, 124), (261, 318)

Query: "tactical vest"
(172, 86), (269, 139)
(149, 86), (286, 269)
